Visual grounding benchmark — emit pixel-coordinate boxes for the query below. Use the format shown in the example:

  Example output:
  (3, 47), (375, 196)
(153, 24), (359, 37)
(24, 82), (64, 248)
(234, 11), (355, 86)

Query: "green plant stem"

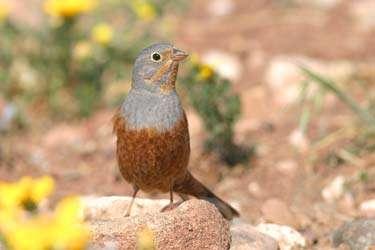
(300, 66), (375, 126)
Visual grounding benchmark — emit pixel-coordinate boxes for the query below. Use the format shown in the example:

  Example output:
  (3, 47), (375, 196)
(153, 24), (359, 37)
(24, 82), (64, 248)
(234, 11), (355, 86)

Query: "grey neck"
(120, 88), (184, 132)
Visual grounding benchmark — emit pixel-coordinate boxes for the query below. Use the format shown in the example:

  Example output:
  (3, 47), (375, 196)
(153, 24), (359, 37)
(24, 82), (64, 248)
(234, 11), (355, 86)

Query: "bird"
(113, 42), (239, 220)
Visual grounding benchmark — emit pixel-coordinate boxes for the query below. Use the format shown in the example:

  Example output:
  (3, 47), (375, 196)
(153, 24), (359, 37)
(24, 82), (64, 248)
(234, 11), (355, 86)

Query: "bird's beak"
(171, 48), (188, 62)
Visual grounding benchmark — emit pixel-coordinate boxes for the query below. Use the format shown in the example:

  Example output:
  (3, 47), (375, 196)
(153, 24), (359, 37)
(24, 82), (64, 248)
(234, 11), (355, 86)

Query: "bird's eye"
(151, 52), (162, 62)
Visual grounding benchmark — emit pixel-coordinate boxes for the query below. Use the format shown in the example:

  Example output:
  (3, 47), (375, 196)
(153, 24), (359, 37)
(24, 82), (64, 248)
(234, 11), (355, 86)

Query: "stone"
(261, 199), (298, 227)
(82, 196), (169, 220)
(321, 175), (346, 203)
(83, 197), (231, 250)
(230, 219), (279, 250)
(256, 223), (306, 250)
(202, 50), (242, 81)
(288, 129), (310, 152)
(332, 219), (375, 250)
(360, 199), (375, 218)
(208, 0), (235, 17)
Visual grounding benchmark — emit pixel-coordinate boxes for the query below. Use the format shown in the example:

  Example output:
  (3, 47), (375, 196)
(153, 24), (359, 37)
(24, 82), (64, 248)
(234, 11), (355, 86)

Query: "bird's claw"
(160, 200), (185, 212)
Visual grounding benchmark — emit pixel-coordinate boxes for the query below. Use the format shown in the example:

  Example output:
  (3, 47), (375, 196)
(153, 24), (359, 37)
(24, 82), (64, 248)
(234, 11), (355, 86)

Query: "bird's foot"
(160, 200), (185, 213)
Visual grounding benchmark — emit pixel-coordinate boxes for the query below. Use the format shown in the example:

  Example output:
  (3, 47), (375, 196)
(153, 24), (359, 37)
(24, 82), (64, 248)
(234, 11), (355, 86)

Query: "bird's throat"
(147, 59), (179, 94)
(161, 62), (179, 94)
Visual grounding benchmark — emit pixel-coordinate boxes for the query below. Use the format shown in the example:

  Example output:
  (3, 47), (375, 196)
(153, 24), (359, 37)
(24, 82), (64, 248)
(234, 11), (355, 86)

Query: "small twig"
(337, 149), (365, 167)
(312, 126), (357, 151)
(299, 66), (375, 126)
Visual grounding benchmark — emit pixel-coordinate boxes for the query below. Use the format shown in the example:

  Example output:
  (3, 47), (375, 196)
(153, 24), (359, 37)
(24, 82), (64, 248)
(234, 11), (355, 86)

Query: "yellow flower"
(131, 0), (156, 22)
(0, 176), (88, 250)
(44, 0), (96, 18)
(4, 215), (53, 250)
(73, 41), (93, 59)
(0, 178), (28, 210)
(137, 227), (155, 250)
(91, 23), (114, 45)
(0, 196), (89, 250)
(32, 176), (55, 204)
(52, 197), (90, 250)
(198, 65), (214, 80)
(0, 1), (9, 22)
(0, 176), (54, 211)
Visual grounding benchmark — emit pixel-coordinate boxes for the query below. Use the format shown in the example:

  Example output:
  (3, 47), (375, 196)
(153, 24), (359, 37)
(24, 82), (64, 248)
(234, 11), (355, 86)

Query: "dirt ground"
(1, 0), (375, 249)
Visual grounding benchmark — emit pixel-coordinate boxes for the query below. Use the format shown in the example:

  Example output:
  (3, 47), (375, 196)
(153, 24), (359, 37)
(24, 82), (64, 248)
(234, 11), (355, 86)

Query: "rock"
(83, 197), (231, 250)
(261, 199), (298, 227)
(360, 199), (375, 218)
(82, 196), (169, 220)
(256, 223), (306, 250)
(208, 0), (235, 17)
(230, 219), (279, 250)
(321, 175), (346, 203)
(202, 51), (242, 81)
(332, 219), (375, 250)
(288, 129), (310, 152)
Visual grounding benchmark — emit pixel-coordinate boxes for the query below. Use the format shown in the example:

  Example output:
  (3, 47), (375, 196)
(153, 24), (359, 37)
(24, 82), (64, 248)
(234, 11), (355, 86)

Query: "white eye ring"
(151, 52), (162, 62)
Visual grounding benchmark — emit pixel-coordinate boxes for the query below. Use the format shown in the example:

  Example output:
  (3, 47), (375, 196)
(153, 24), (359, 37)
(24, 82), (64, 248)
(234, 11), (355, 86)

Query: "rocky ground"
(1, 0), (375, 249)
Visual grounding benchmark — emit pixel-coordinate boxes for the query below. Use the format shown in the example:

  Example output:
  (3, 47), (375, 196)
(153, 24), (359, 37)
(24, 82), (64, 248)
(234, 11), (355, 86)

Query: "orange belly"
(113, 111), (190, 192)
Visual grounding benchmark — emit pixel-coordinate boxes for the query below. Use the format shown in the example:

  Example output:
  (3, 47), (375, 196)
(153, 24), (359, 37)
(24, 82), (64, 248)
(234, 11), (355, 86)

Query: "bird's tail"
(174, 172), (239, 220)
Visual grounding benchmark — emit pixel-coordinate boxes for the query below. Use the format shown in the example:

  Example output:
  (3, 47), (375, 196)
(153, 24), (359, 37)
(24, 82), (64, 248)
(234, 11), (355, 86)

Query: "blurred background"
(0, 0), (374, 249)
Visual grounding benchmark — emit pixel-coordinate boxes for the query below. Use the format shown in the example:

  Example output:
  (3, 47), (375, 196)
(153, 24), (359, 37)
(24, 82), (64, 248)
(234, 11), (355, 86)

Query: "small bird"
(113, 42), (239, 220)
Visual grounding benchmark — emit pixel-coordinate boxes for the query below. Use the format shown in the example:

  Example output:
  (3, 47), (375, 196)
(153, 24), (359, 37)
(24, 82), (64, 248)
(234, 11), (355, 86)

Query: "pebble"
(202, 50), (242, 81)
(208, 0), (235, 17)
(332, 219), (375, 249)
(256, 223), (306, 250)
(360, 199), (375, 218)
(321, 175), (346, 203)
(288, 129), (310, 152)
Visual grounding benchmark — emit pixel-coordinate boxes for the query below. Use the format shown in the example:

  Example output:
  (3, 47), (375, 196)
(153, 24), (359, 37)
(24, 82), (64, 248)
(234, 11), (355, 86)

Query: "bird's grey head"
(131, 42), (188, 94)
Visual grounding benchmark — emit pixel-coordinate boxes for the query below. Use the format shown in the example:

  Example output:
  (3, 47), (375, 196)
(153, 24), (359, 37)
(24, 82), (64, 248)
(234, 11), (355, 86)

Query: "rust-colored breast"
(113, 110), (190, 193)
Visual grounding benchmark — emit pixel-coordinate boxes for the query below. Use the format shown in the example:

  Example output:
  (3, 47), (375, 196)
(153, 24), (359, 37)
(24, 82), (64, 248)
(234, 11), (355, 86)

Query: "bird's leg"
(124, 185), (139, 217)
(169, 187), (174, 205)
(178, 193), (189, 201)
(161, 182), (185, 212)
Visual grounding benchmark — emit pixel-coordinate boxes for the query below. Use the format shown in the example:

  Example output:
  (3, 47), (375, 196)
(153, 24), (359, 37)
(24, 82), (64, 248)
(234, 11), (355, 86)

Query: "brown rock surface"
(85, 197), (231, 250)
(230, 219), (279, 250)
